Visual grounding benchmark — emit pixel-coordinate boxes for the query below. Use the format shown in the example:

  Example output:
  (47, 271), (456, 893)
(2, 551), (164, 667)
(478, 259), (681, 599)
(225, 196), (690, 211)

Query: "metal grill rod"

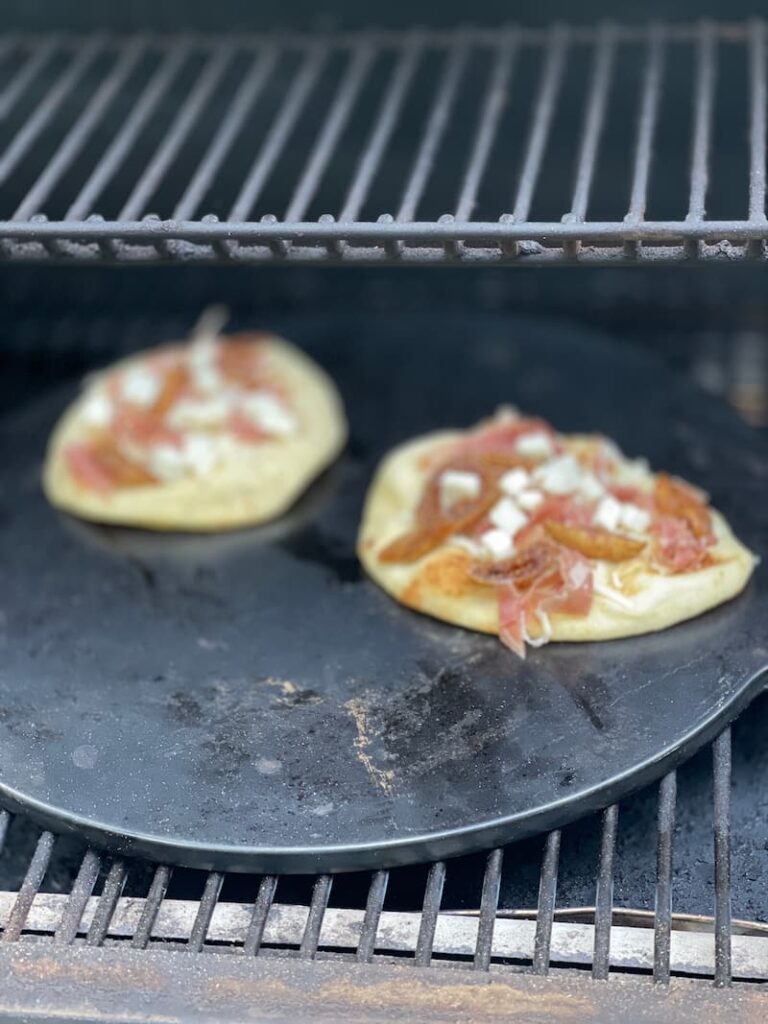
(188, 871), (224, 952)
(414, 861), (446, 966)
(299, 875), (333, 959)
(118, 43), (234, 222)
(284, 42), (375, 223)
(686, 20), (718, 257)
(624, 22), (666, 257)
(12, 40), (146, 221)
(228, 44), (327, 223)
(653, 772), (677, 983)
(0, 38), (103, 185)
(396, 39), (469, 223)
(713, 729), (733, 987)
(243, 875), (278, 956)
(338, 34), (423, 223)
(1, 831), (55, 943)
(473, 848), (503, 971)
(86, 859), (126, 947)
(357, 870), (388, 963)
(592, 804), (619, 980)
(453, 30), (518, 223)
(65, 44), (189, 220)
(532, 830), (560, 975)
(512, 23), (569, 223)
(53, 849), (101, 945)
(172, 47), (278, 221)
(0, 38), (56, 120)
(131, 863), (171, 950)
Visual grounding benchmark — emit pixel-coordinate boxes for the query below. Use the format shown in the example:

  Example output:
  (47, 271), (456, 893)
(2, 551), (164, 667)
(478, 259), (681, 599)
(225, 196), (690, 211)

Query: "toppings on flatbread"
(358, 409), (757, 658)
(43, 313), (347, 531)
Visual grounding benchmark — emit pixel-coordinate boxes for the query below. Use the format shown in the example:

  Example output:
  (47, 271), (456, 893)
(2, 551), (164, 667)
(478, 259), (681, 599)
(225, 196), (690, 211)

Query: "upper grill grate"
(0, 21), (767, 264)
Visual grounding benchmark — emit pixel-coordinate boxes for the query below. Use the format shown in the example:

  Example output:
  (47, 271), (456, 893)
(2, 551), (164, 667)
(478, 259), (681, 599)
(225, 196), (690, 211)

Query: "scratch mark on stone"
(344, 697), (395, 796)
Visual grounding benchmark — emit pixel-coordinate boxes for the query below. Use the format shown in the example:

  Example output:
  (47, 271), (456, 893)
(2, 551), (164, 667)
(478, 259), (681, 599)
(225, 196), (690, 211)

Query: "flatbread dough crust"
(358, 429), (757, 643)
(43, 335), (347, 532)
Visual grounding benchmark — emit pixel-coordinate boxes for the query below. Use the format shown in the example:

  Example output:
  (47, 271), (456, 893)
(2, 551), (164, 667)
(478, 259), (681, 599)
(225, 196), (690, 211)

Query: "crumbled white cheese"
(499, 468), (530, 495)
(183, 433), (220, 476)
(593, 496), (651, 534)
(480, 528), (513, 559)
(121, 367), (161, 407)
(169, 395), (231, 430)
(620, 502), (651, 533)
(515, 431), (555, 460)
(577, 471), (605, 501)
(240, 392), (297, 437)
(146, 444), (187, 482)
(489, 497), (528, 537)
(450, 535), (485, 557)
(439, 469), (482, 510)
(517, 489), (544, 512)
(534, 454), (584, 495)
(81, 391), (113, 427)
(593, 495), (623, 531)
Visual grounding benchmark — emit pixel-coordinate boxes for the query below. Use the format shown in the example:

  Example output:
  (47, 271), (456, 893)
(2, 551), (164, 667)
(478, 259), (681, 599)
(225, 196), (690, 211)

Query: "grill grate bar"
(65, 45), (188, 220)
(188, 871), (224, 952)
(357, 870), (389, 963)
(454, 30), (518, 223)
(713, 728), (732, 987)
(624, 23), (666, 254)
(0, 23), (765, 263)
(473, 848), (503, 971)
(565, 21), (617, 256)
(53, 849), (101, 945)
(592, 804), (619, 980)
(532, 830), (561, 975)
(0, 38), (103, 186)
(0, 811), (9, 855)
(284, 42), (376, 224)
(339, 35), (423, 223)
(228, 44), (327, 223)
(118, 44), (234, 222)
(131, 863), (172, 949)
(747, 19), (767, 257)
(0, 39), (56, 121)
(511, 23), (569, 223)
(1, 831), (54, 943)
(686, 20), (718, 257)
(653, 772), (677, 983)
(172, 47), (278, 221)
(86, 859), (126, 947)
(243, 875), (278, 956)
(414, 860), (446, 966)
(299, 874), (333, 959)
(396, 39), (469, 223)
(12, 40), (146, 221)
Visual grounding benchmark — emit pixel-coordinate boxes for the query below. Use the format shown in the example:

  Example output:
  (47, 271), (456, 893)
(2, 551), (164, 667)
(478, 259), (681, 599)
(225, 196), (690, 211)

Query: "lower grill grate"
(2, 718), (767, 983)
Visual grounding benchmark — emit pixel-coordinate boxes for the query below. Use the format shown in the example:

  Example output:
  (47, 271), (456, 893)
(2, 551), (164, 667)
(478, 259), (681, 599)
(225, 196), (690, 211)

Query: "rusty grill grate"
(2, 725), (767, 985)
(0, 21), (768, 264)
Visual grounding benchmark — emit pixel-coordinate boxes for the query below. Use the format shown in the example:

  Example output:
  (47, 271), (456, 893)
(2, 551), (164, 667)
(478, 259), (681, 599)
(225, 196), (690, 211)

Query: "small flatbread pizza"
(358, 409), (757, 657)
(43, 315), (346, 531)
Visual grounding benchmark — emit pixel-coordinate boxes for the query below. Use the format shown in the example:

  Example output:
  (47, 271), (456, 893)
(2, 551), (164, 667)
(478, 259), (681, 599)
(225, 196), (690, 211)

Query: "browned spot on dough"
(401, 549), (486, 609)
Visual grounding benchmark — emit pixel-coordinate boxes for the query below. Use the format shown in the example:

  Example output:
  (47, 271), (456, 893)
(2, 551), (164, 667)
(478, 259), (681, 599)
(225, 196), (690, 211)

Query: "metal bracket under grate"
(0, 21), (768, 264)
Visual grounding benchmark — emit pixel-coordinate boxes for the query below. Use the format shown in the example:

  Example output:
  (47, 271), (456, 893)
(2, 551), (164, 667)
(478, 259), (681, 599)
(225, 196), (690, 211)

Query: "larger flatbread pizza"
(43, 317), (346, 531)
(358, 409), (757, 657)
